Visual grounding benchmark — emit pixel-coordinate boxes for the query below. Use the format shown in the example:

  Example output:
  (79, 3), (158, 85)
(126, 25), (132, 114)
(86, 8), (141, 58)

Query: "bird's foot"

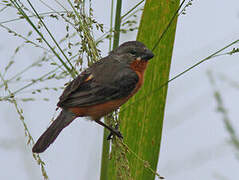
(107, 124), (123, 140)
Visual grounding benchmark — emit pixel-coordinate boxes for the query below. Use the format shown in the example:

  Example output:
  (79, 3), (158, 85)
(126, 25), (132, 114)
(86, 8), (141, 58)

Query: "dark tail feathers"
(32, 110), (76, 153)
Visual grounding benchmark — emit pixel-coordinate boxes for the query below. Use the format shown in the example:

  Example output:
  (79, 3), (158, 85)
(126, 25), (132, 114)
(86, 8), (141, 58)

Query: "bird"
(32, 41), (154, 153)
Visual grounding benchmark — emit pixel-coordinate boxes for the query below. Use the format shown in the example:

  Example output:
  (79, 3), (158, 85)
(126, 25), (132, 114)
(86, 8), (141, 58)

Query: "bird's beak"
(142, 49), (154, 60)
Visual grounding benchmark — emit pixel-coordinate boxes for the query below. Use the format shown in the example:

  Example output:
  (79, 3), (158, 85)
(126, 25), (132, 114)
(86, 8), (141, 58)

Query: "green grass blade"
(102, 0), (180, 179)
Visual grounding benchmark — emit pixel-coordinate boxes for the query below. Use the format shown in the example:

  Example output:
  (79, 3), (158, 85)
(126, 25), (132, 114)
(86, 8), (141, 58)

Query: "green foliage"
(1, 0), (239, 179)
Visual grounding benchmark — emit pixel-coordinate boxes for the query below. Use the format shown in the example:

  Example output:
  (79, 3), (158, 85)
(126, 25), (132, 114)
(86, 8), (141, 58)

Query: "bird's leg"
(107, 124), (119, 140)
(95, 119), (123, 139)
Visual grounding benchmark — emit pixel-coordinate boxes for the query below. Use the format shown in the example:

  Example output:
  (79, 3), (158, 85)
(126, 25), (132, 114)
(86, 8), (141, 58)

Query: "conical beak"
(142, 49), (154, 60)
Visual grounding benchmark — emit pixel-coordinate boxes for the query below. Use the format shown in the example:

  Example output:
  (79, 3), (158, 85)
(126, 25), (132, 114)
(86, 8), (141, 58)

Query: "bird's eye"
(130, 50), (137, 55)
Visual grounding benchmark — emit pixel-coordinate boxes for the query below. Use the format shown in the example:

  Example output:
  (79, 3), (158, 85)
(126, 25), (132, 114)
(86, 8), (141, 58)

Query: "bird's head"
(110, 41), (154, 63)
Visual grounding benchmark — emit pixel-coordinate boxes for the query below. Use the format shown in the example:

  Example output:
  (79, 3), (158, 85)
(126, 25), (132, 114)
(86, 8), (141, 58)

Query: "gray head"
(110, 41), (154, 61)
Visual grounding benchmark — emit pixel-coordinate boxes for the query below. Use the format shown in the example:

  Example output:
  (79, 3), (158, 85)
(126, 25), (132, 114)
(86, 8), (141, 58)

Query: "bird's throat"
(130, 60), (148, 95)
(130, 60), (148, 74)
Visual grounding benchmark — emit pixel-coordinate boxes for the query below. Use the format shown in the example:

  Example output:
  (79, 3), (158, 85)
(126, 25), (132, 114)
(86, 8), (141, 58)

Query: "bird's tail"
(32, 110), (76, 153)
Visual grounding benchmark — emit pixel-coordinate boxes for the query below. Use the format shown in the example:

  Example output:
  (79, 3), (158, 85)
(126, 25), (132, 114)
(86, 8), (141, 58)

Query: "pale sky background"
(0, 0), (239, 180)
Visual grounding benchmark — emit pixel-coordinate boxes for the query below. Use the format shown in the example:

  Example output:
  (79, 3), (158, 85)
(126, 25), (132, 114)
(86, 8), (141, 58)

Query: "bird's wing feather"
(57, 61), (138, 108)
(57, 69), (91, 107)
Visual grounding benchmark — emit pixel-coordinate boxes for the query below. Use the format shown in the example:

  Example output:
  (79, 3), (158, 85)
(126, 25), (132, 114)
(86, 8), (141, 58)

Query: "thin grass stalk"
(67, 0), (100, 63)
(25, 0), (77, 76)
(100, 0), (122, 179)
(0, 72), (48, 180)
(109, 0), (114, 51)
(121, 0), (144, 20)
(112, 0), (122, 49)
(0, 11), (67, 25)
(10, 0), (76, 78)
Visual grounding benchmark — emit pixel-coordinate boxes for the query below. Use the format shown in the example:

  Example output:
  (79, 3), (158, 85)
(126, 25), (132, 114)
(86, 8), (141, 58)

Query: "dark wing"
(57, 69), (91, 107)
(57, 67), (138, 108)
